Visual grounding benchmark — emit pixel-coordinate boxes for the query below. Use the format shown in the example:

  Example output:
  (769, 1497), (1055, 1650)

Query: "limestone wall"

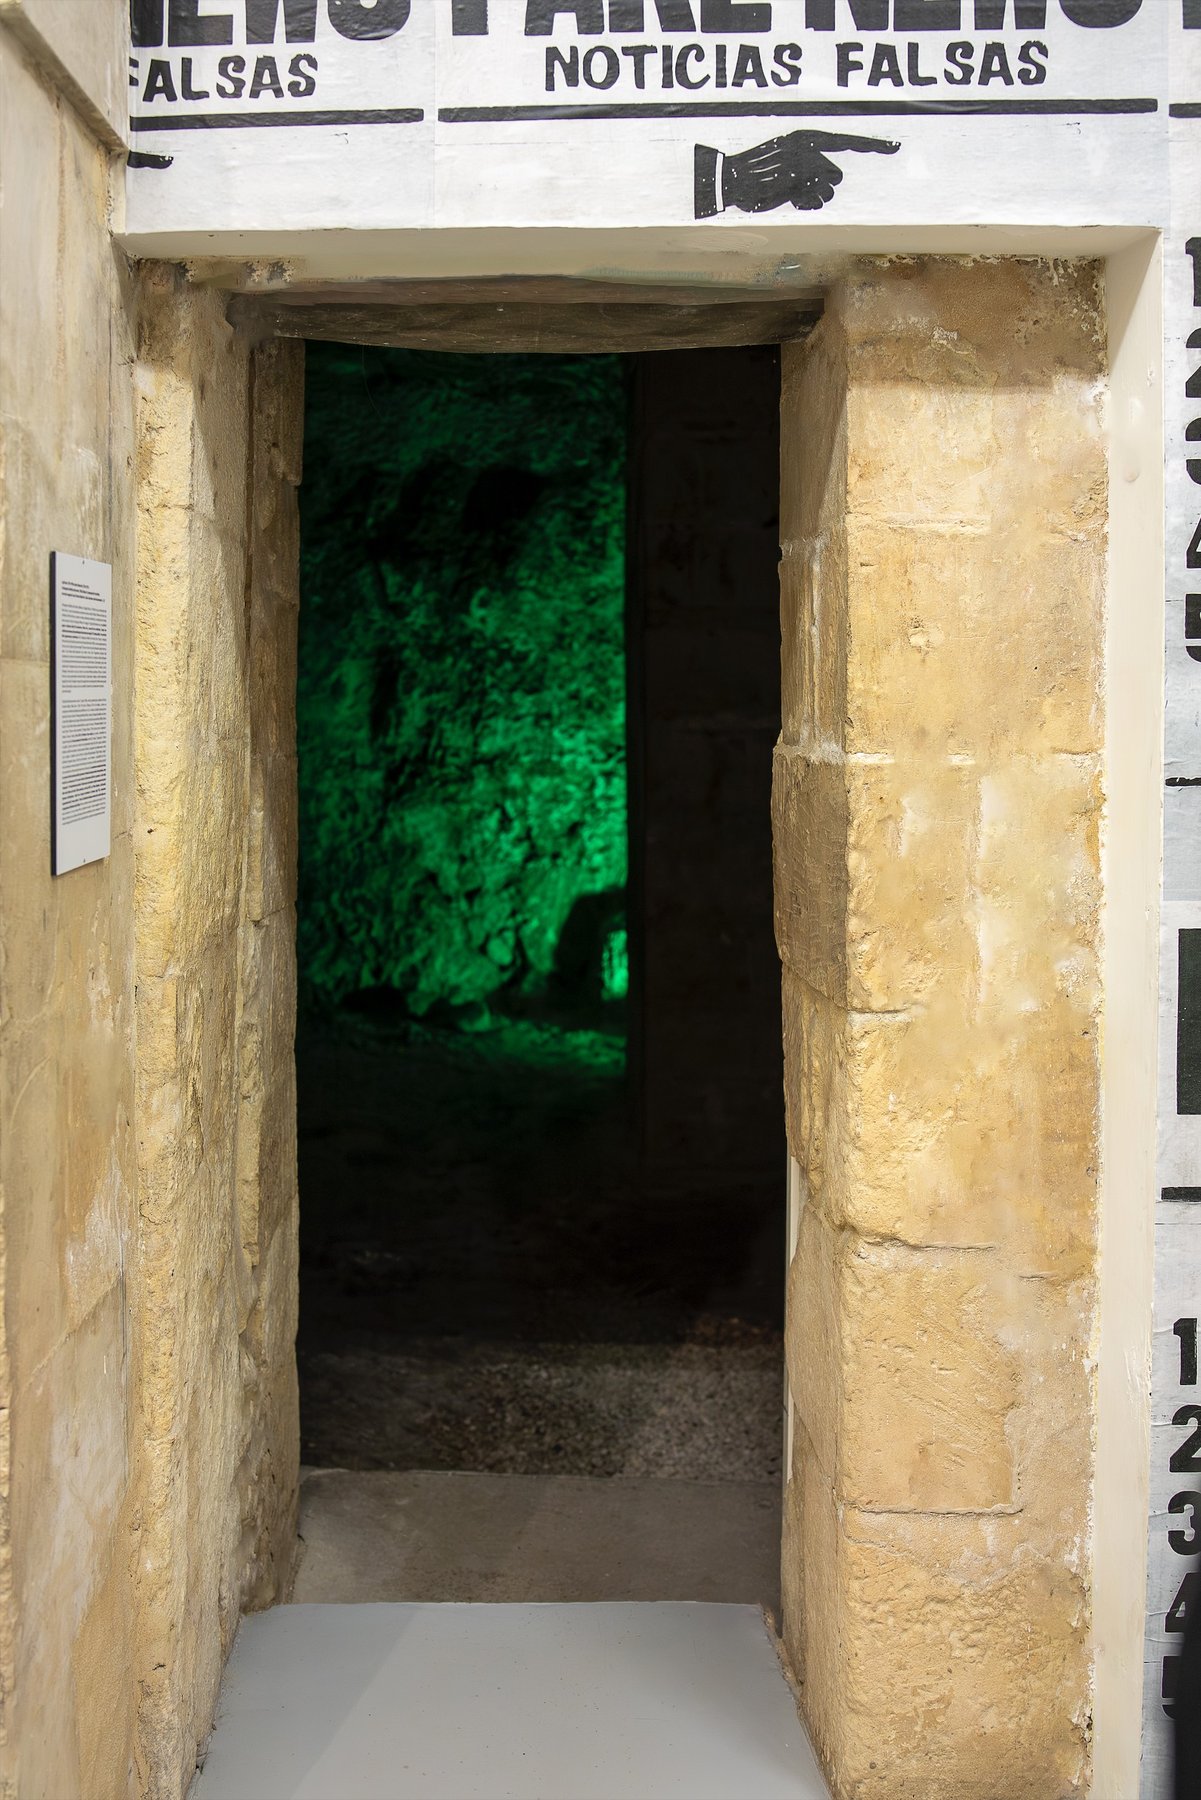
(0, 26), (141, 1798)
(777, 260), (1105, 1799)
(0, 15), (302, 1790)
(133, 284), (302, 1796)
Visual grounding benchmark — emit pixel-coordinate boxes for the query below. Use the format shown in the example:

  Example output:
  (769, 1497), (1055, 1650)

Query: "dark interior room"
(295, 340), (785, 1589)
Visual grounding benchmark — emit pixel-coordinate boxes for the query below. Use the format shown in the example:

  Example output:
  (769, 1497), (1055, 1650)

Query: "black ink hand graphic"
(695, 131), (900, 218)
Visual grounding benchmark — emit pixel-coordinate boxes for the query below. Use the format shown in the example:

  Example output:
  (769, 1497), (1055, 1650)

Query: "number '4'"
(1168, 1571), (1199, 1635)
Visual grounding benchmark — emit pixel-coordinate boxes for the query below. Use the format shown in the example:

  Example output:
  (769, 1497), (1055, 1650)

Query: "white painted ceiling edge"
(119, 220), (1153, 287)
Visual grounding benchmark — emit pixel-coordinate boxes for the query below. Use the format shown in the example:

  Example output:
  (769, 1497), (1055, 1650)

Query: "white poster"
(1144, 42), (1201, 1783)
(125, 1), (1171, 233)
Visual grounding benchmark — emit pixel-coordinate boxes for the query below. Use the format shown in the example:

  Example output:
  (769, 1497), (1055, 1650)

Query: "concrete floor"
(294, 1468), (782, 1607)
(191, 1602), (828, 1800)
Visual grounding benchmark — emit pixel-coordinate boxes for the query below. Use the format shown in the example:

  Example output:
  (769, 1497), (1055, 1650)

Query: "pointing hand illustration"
(695, 131), (900, 218)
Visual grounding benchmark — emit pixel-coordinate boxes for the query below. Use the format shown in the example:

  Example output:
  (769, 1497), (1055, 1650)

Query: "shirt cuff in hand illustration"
(695, 131), (900, 219)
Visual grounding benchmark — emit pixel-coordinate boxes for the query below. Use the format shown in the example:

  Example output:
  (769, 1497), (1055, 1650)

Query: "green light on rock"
(297, 344), (628, 1068)
(602, 926), (629, 1004)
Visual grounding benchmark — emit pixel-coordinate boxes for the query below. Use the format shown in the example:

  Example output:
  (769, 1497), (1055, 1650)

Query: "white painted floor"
(191, 1602), (829, 1800)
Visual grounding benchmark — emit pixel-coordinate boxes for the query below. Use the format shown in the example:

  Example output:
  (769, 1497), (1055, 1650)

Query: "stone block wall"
(133, 281), (302, 1797)
(0, 27), (140, 1798)
(777, 261), (1105, 1799)
(0, 35), (303, 1775)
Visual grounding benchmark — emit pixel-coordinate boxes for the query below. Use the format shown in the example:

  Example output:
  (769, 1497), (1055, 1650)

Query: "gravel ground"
(300, 1334), (783, 1480)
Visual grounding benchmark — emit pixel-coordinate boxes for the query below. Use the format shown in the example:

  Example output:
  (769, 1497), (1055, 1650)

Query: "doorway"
(292, 340), (785, 1606)
(118, 257), (1112, 1800)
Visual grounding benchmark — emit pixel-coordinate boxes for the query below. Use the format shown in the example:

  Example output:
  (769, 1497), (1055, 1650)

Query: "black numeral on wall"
(1171, 1406), (1201, 1472)
(1178, 931), (1201, 1113)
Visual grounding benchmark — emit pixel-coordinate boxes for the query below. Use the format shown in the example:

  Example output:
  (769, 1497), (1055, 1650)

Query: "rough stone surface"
(297, 347), (628, 1023)
(0, 25), (296, 1800)
(132, 283), (302, 1798)
(301, 1337), (782, 1483)
(0, 29), (139, 1799)
(777, 261), (1104, 1800)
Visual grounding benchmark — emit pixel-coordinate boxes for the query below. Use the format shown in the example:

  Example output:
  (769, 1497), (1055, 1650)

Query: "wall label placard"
(50, 553), (111, 876)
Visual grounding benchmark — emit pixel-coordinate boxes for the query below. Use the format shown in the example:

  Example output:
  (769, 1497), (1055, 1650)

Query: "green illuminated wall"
(297, 345), (628, 1031)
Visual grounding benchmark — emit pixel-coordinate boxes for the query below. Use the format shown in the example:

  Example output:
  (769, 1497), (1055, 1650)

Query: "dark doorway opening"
(295, 341), (783, 1600)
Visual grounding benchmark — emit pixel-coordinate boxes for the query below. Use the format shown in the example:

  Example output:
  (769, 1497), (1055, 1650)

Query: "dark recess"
(296, 342), (784, 1476)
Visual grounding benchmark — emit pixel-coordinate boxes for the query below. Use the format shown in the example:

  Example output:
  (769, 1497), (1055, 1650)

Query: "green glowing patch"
(601, 926), (629, 1004)
(297, 345), (628, 1053)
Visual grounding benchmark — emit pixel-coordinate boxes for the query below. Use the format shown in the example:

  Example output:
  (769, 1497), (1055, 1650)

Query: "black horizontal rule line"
(130, 108), (424, 132)
(1167, 777), (1201, 787)
(1171, 104), (1201, 118)
(439, 98), (1159, 122)
(1163, 1187), (1201, 1201)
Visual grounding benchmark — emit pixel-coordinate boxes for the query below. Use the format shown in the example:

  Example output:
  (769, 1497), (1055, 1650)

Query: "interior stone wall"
(0, 29), (303, 1763)
(630, 347), (784, 1211)
(0, 26), (141, 1799)
(777, 259), (1105, 1800)
(132, 280), (303, 1797)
